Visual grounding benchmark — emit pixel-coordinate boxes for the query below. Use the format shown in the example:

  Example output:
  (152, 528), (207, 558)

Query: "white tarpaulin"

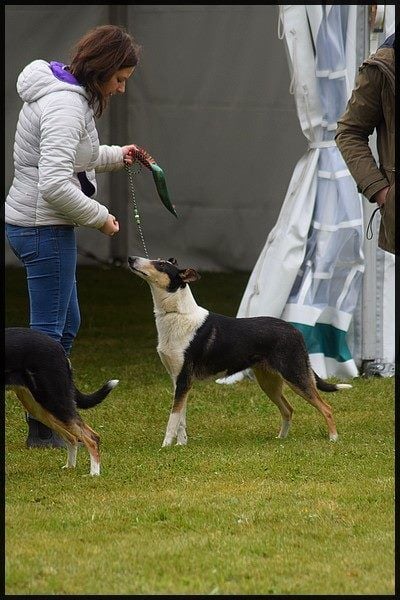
(279, 5), (363, 379)
(218, 4), (395, 384)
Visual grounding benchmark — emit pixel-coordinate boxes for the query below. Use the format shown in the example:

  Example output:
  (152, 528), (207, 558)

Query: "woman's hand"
(100, 214), (119, 236)
(122, 144), (140, 165)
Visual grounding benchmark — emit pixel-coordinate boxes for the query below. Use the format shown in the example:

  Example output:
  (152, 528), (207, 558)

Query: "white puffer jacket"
(5, 59), (124, 228)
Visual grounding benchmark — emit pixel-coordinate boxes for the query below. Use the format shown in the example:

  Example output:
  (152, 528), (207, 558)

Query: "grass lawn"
(4, 265), (395, 595)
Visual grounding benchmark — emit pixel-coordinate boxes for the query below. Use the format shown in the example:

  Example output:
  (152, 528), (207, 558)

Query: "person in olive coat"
(335, 33), (395, 255)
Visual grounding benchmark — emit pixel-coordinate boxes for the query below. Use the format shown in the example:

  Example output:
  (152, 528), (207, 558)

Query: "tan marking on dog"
(253, 367), (294, 438)
(285, 380), (338, 441)
(9, 385), (101, 472)
(132, 259), (171, 289)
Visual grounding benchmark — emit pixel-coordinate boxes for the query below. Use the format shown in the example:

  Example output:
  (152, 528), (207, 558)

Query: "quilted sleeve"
(94, 144), (125, 173)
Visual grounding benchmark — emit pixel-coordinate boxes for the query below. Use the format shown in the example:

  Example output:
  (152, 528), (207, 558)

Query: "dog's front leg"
(176, 400), (188, 446)
(162, 393), (189, 447)
(162, 375), (191, 447)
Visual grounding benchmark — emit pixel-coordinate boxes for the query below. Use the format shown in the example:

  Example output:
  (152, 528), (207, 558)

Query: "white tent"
(218, 4), (395, 383)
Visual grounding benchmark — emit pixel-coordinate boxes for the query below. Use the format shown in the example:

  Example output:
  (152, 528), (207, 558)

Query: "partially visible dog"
(128, 256), (351, 447)
(5, 327), (119, 475)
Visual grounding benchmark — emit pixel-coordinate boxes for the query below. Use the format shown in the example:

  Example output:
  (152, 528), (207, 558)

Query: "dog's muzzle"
(128, 256), (147, 276)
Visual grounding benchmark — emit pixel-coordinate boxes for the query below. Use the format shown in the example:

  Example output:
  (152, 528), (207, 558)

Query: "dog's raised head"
(128, 256), (200, 292)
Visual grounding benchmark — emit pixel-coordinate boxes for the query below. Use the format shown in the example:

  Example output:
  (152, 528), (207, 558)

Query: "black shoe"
(26, 415), (66, 449)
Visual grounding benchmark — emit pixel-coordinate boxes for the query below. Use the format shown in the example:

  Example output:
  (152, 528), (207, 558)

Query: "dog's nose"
(128, 256), (136, 265)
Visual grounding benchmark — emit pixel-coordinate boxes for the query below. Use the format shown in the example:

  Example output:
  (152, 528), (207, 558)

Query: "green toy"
(127, 145), (177, 218)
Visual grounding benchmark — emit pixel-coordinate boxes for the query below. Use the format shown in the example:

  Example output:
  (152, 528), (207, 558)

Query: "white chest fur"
(150, 285), (208, 379)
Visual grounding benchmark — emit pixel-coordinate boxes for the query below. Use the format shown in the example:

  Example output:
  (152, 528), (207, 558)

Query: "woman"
(5, 25), (141, 447)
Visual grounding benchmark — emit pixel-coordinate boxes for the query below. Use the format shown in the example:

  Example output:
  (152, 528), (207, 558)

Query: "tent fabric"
(281, 4), (363, 379)
(218, 5), (395, 383)
(219, 5), (362, 383)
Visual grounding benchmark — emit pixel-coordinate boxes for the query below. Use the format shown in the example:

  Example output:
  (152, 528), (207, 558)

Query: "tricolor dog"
(5, 327), (119, 475)
(128, 256), (351, 447)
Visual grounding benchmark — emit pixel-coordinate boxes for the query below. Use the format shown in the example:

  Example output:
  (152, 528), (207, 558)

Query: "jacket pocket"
(379, 183), (395, 253)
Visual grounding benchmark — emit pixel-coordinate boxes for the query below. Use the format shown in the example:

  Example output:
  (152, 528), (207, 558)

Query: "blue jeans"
(6, 224), (80, 355)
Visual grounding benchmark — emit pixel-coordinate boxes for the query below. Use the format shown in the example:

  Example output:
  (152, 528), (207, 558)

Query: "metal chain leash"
(125, 162), (149, 258)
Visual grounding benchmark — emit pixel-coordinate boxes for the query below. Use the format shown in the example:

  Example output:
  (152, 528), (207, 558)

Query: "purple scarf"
(50, 61), (80, 86)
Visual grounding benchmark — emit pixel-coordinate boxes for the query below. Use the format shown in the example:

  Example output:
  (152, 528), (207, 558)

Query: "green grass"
(5, 266), (395, 595)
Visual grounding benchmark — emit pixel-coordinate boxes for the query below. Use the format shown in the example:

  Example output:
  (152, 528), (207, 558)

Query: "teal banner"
(291, 322), (352, 363)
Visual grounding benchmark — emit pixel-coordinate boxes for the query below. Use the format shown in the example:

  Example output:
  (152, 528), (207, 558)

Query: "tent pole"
(108, 5), (130, 267)
(358, 5), (379, 368)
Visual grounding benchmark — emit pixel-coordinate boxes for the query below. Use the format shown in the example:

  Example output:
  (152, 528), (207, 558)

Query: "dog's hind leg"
(285, 375), (338, 441)
(79, 425), (101, 475)
(66, 420), (100, 475)
(253, 368), (294, 439)
(13, 386), (79, 461)
(271, 342), (338, 441)
(63, 442), (78, 469)
(51, 419), (98, 473)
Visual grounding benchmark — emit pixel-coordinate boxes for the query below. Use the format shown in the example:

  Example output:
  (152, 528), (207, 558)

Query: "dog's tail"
(313, 371), (352, 392)
(75, 379), (119, 409)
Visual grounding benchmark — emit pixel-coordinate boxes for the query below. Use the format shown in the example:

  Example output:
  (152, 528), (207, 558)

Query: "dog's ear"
(168, 257), (178, 266)
(179, 268), (201, 283)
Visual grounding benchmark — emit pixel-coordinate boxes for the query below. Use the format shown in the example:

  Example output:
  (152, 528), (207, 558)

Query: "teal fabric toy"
(127, 145), (177, 218)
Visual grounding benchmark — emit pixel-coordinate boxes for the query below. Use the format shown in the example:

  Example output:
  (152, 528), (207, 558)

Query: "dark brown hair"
(69, 25), (141, 117)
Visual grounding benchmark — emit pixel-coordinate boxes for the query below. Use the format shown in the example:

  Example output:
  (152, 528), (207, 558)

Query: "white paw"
(277, 421), (291, 439)
(329, 433), (338, 442)
(176, 430), (187, 445)
(176, 438), (187, 446)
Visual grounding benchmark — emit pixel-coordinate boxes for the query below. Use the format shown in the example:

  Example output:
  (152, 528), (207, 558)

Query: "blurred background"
(4, 4), (304, 271)
(4, 5), (396, 376)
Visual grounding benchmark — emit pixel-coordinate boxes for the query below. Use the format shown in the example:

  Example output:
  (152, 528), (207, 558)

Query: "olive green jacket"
(335, 46), (395, 254)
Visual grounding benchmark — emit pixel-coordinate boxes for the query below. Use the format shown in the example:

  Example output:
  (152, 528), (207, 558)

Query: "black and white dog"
(5, 327), (119, 475)
(128, 256), (351, 447)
